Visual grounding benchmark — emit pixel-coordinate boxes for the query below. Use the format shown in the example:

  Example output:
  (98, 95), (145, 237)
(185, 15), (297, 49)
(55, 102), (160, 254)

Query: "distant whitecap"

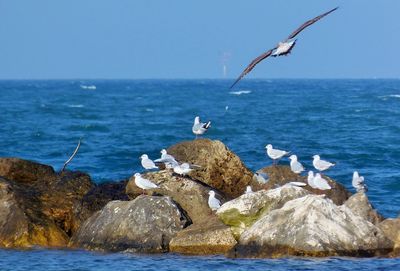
(80, 85), (97, 90)
(68, 104), (84, 108)
(229, 90), (251, 95)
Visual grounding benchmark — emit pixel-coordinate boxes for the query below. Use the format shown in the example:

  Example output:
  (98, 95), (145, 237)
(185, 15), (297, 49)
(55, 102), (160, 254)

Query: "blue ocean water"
(0, 79), (399, 270)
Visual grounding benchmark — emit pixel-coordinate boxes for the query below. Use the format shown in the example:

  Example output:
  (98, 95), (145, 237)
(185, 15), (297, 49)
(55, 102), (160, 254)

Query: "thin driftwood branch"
(61, 139), (81, 172)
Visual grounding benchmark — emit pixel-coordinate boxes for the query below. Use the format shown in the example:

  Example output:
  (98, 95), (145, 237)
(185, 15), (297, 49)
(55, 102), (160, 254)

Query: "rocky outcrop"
(126, 170), (225, 224)
(379, 218), (400, 256)
(252, 165), (351, 205)
(344, 192), (384, 225)
(217, 185), (309, 237)
(167, 139), (253, 198)
(71, 196), (188, 252)
(169, 216), (236, 255)
(231, 194), (393, 258)
(0, 158), (96, 248)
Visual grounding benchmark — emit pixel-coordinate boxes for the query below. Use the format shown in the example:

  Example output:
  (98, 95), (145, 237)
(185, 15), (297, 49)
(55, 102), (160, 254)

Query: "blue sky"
(0, 0), (399, 79)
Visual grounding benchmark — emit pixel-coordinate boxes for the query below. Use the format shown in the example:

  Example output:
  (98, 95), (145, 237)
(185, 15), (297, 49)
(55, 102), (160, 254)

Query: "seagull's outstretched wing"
(286, 7), (338, 40)
(230, 48), (275, 89)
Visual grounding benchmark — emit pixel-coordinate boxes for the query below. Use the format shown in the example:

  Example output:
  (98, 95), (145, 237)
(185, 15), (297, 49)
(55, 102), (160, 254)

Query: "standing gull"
(208, 190), (221, 211)
(307, 171), (317, 189)
(289, 154), (305, 174)
(266, 144), (289, 165)
(352, 171), (368, 192)
(230, 7), (338, 88)
(173, 163), (193, 176)
(312, 155), (335, 172)
(245, 185), (253, 194)
(134, 173), (158, 194)
(192, 116), (211, 138)
(140, 154), (158, 170)
(313, 173), (332, 190)
(154, 149), (179, 168)
(253, 171), (269, 184)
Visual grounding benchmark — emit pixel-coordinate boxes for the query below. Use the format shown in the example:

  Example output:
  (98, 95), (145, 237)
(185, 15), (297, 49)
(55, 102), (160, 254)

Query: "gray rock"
(344, 191), (384, 225)
(216, 184), (309, 237)
(126, 170), (225, 224)
(231, 194), (393, 258)
(71, 196), (188, 252)
(379, 218), (400, 257)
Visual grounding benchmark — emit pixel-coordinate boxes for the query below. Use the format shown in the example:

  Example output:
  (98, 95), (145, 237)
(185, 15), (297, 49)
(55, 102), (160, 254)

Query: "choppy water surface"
(0, 79), (399, 270)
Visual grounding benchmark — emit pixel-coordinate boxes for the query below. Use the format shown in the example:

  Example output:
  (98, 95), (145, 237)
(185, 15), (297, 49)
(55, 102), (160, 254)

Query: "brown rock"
(344, 192), (384, 225)
(126, 170), (225, 224)
(167, 139), (253, 198)
(252, 165), (351, 205)
(169, 216), (237, 255)
(379, 218), (400, 257)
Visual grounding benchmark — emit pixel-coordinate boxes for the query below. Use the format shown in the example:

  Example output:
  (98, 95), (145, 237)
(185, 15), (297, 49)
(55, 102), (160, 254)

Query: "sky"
(0, 0), (399, 79)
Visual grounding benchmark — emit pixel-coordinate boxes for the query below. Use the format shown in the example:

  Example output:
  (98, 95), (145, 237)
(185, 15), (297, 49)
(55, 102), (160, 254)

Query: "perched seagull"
(208, 190), (221, 211)
(230, 7), (338, 88)
(289, 155), (305, 174)
(266, 144), (289, 165)
(313, 173), (332, 190)
(307, 171), (317, 189)
(352, 171), (368, 192)
(154, 149), (179, 168)
(192, 116), (211, 138)
(245, 185), (253, 194)
(134, 173), (158, 194)
(253, 171), (269, 184)
(173, 163), (193, 176)
(140, 154), (158, 170)
(312, 155), (335, 172)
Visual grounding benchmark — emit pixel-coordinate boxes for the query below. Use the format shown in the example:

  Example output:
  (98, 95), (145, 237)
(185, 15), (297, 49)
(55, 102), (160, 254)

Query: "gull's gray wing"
(286, 7), (338, 40)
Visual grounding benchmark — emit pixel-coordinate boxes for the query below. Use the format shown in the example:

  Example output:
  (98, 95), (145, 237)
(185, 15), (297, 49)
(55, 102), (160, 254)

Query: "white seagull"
(253, 171), (269, 184)
(312, 155), (335, 172)
(245, 185), (253, 194)
(352, 171), (367, 192)
(192, 116), (211, 138)
(230, 7), (338, 88)
(266, 144), (289, 165)
(140, 154), (158, 170)
(154, 149), (179, 168)
(307, 171), (317, 189)
(289, 154), (305, 174)
(208, 190), (221, 211)
(134, 173), (158, 194)
(313, 173), (332, 190)
(173, 163), (193, 176)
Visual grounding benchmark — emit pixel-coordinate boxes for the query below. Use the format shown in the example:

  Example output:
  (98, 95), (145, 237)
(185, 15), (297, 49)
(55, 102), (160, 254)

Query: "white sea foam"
(80, 85), (97, 90)
(229, 90), (251, 95)
(68, 104), (84, 108)
(378, 94), (400, 101)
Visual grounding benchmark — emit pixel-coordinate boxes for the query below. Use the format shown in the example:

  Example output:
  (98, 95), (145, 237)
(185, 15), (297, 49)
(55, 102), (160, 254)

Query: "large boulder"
(126, 170), (225, 224)
(344, 192), (384, 225)
(0, 158), (98, 248)
(167, 139), (253, 198)
(0, 177), (69, 248)
(169, 216), (237, 255)
(217, 185), (309, 237)
(70, 196), (188, 252)
(252, 165), (351, 205)
(379, 218), (400, 257)
(231, 194), (393, 258)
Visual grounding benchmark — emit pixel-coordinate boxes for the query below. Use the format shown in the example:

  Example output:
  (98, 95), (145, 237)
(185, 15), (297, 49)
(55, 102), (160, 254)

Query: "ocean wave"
(80, 85), (97, 90)
(229, 90), (252, 95)
(67, 104), (84, 108)
(378, 94), (400, 100)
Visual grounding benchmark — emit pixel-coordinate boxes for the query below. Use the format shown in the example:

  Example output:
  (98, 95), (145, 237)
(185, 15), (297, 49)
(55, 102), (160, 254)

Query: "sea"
(0, 79), (399, 270)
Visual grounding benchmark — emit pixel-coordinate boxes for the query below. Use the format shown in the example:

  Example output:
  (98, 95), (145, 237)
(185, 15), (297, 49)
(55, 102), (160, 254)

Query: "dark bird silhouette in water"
(230, 7), (338, 89)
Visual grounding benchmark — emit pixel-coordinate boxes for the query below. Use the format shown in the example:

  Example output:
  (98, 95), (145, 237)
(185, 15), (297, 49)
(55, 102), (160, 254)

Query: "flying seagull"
(230, 7), (338, 88)
(192, 116), (211, 138)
